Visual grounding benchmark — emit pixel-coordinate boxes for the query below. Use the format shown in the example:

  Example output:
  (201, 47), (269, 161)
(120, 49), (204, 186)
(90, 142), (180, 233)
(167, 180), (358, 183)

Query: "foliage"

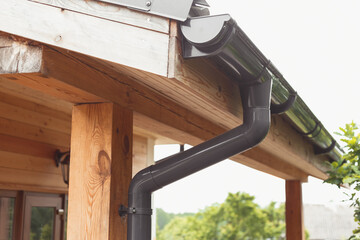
(157, 208), (194, 231)
(157, 192), (286, 240)
(30, 207), (54, 240)
(325, 122), (360, 239)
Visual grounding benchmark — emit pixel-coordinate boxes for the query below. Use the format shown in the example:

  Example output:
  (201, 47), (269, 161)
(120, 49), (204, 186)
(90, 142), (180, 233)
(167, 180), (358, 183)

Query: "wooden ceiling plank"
(0, 117), (70, 148)
(0, 101), (71, 134)
(0, 91), (71, 122)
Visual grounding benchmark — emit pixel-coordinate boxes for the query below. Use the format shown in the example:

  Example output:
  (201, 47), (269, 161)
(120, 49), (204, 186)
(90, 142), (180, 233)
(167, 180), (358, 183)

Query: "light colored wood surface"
(0, 0), (170, 76)
(133, 135), (155, 176)
(0, 91), (71, 121)
(0, 116), (70, 147)
(67, 103), (132, 240)
(0, 168), (66, 193)
(0, 150), (62, 175)
(30, 0), (170, 33)
(0, 91), (69, 193)
(0, 77), (73, 114)
(0, 101), (70, 133)
(286, 180), (305, 240)
(0, 35), (42, 74)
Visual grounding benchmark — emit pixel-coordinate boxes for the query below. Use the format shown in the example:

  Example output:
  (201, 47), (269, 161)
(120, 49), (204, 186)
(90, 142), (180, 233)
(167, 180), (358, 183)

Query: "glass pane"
(30, 207), (54, 240)
(0, 197), (15, 240)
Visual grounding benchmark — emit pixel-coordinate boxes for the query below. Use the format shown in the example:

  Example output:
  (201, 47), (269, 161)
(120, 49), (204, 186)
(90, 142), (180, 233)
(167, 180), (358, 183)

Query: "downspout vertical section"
(127, 79), (273, 240)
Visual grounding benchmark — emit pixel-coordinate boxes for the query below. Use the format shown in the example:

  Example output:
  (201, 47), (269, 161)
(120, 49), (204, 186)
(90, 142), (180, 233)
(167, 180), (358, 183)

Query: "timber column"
(67, 103), (132, 240)
(286, 180), (305, 240)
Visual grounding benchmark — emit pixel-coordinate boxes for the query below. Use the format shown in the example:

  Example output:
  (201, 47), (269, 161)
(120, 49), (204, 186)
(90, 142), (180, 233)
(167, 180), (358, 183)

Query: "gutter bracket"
(271, 91), (297, 114)
(296, 121), (321, 137)
(314, 139), (336, 155)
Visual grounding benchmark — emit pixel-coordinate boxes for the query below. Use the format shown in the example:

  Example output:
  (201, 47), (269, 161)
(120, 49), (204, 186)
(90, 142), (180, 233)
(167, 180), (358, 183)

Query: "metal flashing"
(96, 0), (195, 21)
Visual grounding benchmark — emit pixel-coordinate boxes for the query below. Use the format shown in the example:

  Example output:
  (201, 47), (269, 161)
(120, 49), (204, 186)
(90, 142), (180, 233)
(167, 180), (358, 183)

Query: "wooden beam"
(67, 103), (132, 240)
(286, 180), (305, 240)
(0, 35), (42, 74)
(0, 37), (311, 181)
(0, 0), (170, 76)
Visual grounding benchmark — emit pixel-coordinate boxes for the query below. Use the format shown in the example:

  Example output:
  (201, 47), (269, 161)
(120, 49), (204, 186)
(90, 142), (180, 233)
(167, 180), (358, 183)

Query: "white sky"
(154, 0), (360, 214)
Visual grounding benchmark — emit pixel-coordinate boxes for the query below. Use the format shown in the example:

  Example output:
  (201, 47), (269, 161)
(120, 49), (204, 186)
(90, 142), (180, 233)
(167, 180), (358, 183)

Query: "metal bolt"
(145, 1), (151, 7)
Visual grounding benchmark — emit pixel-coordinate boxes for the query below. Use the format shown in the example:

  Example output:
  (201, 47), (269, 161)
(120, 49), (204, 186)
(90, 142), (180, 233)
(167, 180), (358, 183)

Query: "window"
(0, 191), (65, 240)
(0, 191), (16, 240)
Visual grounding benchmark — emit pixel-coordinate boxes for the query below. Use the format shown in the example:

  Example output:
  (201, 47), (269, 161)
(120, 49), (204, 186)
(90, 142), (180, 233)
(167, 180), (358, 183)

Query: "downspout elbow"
(126, 80), (272, 240)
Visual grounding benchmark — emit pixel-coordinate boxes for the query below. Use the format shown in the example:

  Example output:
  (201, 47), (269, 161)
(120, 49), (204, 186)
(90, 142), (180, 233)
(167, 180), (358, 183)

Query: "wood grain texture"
(0, 76), (73, 114)
(0, 168), (67, 193)
(2, 73), (105, 104)
(0, 150), (61, 175)
(0, 91), (71, 121)
(0, 101), (70, 133)
(0, 35), (42, 74)
(67, 103), (132, 240)
(0, 117), (70, 147)
(0, 134), (66, 159)
(0, 0), (170, 76)
(0, 35), (320, 180)
(2, 42), (310, 180)
(132, 135), (155, 176)
(30, 0), (170, 33)
(286, 180), (305, 240)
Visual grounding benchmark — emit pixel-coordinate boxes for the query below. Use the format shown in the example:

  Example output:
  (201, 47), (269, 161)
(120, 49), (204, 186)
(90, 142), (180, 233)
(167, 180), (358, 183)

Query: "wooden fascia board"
(29, 0), (170, 34)
(0, 0), (170, 76)
(0, 37), (309, 181)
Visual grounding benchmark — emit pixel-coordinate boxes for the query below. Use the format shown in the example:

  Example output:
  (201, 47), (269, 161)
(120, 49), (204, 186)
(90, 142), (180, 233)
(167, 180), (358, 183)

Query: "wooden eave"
(0, 0), (332, 184)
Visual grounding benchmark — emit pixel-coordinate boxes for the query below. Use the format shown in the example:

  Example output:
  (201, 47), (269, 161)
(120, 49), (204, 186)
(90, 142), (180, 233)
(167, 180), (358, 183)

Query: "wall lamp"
(54, 150), (70, 185)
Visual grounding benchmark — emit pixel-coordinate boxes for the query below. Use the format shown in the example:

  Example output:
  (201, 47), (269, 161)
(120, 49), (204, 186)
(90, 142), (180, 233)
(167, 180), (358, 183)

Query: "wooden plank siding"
(0, 92), (69, 193)
(0, 87), (159, 192)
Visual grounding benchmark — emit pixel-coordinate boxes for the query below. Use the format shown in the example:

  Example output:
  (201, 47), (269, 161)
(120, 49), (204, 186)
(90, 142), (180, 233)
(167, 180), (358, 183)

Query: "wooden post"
(286, 180), (305, 240)
(67, 103), (132, 240)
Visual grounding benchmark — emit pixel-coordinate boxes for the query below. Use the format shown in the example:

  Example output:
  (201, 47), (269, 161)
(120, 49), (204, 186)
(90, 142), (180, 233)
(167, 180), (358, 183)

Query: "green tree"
(157, 208), (194, 231)
(325, 122), (360, 239)
(157, 192), (286, 240)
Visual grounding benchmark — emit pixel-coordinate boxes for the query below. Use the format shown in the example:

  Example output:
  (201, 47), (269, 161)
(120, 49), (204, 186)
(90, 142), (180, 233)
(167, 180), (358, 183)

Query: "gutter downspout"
(127, 78), (272, 240)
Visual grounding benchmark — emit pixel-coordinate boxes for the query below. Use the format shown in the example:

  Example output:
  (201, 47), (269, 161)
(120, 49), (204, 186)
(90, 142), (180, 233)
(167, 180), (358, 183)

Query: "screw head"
(146, 1), (151, 7)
